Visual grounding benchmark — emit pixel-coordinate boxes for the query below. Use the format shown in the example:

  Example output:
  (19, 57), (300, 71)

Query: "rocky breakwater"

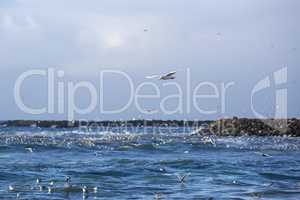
(210, 117), (300, 137)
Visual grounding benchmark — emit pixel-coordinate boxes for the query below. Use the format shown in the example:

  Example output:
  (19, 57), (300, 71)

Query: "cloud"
(0, 0), (299, 119)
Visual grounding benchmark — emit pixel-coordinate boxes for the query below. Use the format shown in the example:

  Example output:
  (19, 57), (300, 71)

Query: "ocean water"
(0, 127), (300, 200)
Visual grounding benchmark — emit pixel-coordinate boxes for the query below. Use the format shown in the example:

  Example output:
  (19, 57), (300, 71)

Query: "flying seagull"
(176, 173), (191, 183)
(146, 71), (177, 80)
(25, 147), (33, 153)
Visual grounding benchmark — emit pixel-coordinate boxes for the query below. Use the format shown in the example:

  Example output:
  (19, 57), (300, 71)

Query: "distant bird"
(203, 136), (216, 146)
(145, 109), (157, 114)
(48, 181), (54, 194)
(48, 186), (53, 194)
(38, 185), (44, 191)
(8, 185), (15, 191)
(176, 173), (191, 183)
(262, 153), (271, 157)
(36, 178), (46, 191)
(267, 182), (274, 187)
(154, 193), (163, 200)
(159, 167), (167, 173)
(36, 178), (41, 184)
(16, 193), (20, 198)
(146, 71), (177, 80)
(30, 123), (37, 128)
(50, 125), (57, 129)
(82, 186), (89, 199)
(49, 181), (54, 186)
(82, 186), (88, 194)
(25, 147), (33, 153)
(255, 152), (271, 157)
(93, 186), (98, 193)
(216, 32), (222, 40)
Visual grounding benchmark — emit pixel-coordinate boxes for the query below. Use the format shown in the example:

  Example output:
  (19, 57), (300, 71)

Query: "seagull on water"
(159, 167), (167, 173)
(82, 186), (88, 194)
(48, 181), (54, 193)
(36, 178), (41, 184)
(255, 152), (271, 157)
(93, 186), (98, 193)
(82, 186), (89, 199)
(49, 181), (54, 186)
(48, 186), (53, 194)
(8, 185), (15, 191)
(64, 176), (72, 191)
(154, 193), (163, 200)
(146, 71), (177, 80)
(38, 185), (44, 191)
(35, 177), (46, 191)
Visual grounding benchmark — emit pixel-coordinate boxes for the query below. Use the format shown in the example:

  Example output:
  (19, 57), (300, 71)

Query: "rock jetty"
(210, 117), (300, 137)
(0, 118), (299, 137)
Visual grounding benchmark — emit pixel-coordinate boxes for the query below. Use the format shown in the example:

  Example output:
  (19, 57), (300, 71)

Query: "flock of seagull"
(8, 173), (191, 199)
(8, 176), (99, 199)
(12, 134), (275, 199)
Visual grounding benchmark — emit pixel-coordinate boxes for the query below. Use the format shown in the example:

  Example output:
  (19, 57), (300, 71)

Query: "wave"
(0, 128), (300, 152)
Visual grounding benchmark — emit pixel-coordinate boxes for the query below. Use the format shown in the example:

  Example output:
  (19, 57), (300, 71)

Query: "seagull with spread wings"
(176, 172), (191, 183)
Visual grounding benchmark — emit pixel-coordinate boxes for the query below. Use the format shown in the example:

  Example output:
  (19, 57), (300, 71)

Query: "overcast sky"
(0, 0), (299, 120)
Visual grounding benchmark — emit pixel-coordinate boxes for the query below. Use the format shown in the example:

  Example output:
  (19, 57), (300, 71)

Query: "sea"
(0, 126), (300, 200)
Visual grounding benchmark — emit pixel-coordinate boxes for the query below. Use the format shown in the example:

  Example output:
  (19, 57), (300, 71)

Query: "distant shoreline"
(1, 119), (213, 128)
(1, 118), (299, 137)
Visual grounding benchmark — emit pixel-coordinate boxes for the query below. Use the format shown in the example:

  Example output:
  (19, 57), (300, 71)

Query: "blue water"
(0, 127), (300, 200)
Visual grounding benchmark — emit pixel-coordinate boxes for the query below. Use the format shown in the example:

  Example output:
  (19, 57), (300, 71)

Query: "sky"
(0, 0), (299, 120)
